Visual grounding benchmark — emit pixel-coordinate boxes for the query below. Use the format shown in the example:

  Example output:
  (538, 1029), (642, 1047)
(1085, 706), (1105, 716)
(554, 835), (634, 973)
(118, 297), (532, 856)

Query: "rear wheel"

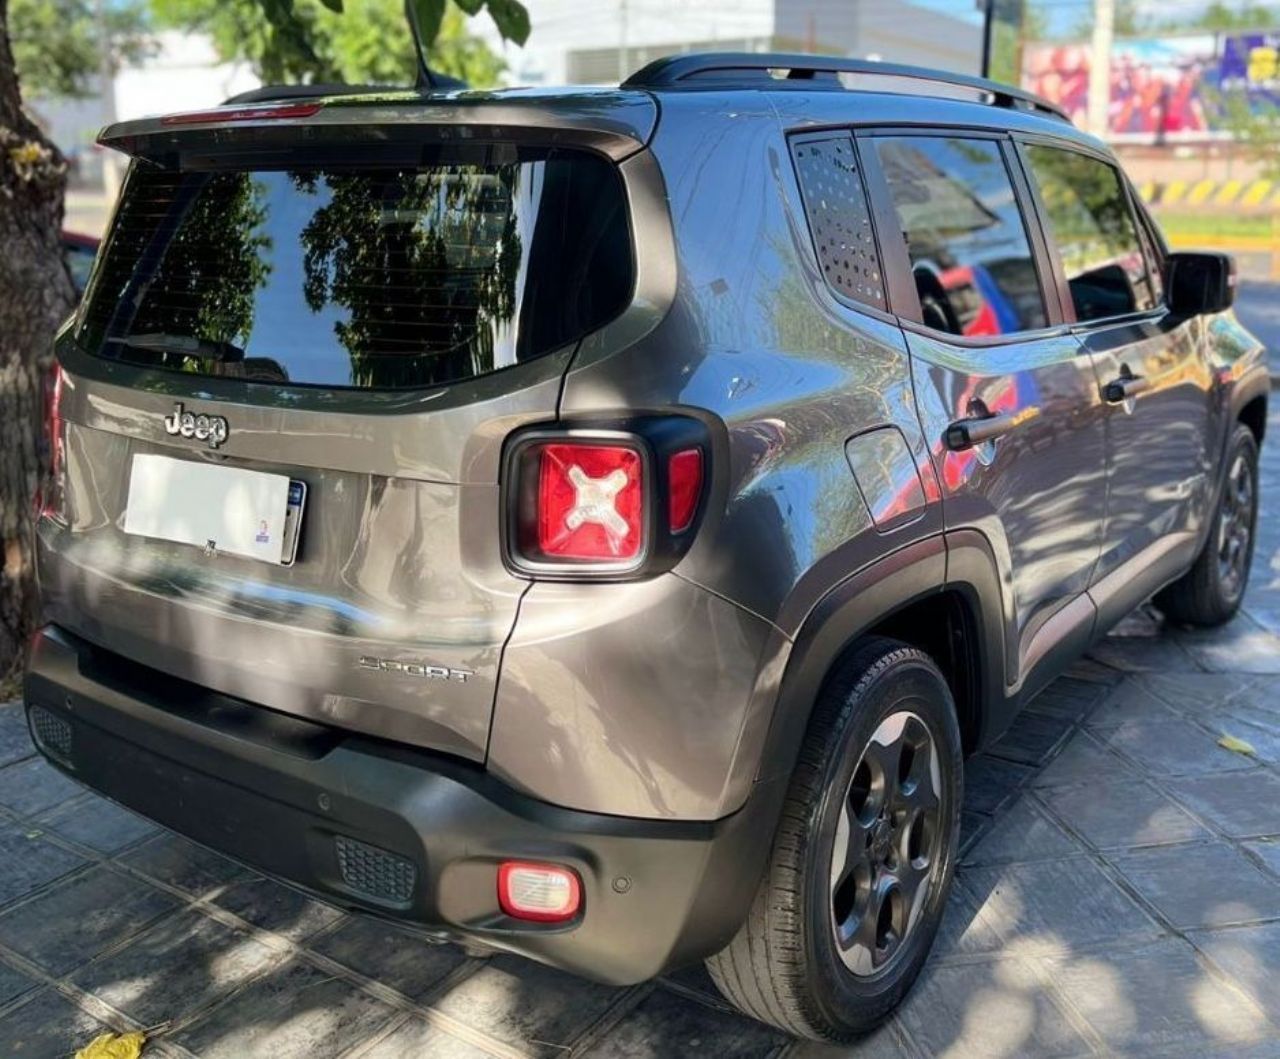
(706, 638), (962, 1042)
(1156, 423), (1260, 628)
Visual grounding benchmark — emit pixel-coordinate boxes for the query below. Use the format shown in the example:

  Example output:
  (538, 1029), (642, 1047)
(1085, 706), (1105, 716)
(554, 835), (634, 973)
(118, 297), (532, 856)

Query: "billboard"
(1022, 32), (1280, 142)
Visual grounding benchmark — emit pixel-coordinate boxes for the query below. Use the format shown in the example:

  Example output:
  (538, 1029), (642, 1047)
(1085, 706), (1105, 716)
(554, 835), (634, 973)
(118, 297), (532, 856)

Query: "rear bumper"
(23, 625), (780, 985)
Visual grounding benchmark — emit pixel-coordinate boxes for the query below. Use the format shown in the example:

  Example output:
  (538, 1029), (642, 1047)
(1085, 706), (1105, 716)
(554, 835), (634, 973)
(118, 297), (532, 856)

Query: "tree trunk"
(0, 0), (76, 687)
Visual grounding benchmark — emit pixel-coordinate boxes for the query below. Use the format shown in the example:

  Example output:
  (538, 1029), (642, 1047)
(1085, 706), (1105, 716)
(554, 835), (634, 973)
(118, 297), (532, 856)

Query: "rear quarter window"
(77, 146), (633, 390)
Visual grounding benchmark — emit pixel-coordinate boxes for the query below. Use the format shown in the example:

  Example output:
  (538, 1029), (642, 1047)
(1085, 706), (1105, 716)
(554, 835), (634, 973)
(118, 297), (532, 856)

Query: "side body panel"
(491, 92), (944, 819)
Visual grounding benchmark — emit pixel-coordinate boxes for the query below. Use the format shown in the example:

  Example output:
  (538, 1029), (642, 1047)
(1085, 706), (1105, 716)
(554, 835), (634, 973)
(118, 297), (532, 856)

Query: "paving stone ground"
(3, 402), (1279, 1058)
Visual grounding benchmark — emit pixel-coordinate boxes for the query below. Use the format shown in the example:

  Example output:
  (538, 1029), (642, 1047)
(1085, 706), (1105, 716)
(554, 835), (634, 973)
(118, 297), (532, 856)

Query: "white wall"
(478, 0), (984, 85)
(114, 32), (260, 121)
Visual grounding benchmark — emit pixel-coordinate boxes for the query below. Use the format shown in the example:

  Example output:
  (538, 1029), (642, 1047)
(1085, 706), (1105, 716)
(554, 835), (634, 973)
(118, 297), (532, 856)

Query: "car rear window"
(76, 147), (633, 390)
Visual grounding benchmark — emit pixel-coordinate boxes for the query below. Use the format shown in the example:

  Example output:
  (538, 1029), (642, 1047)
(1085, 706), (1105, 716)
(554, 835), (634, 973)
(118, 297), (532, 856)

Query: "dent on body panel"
(561, 95), (937, 632)
(488, 574), (774, 820)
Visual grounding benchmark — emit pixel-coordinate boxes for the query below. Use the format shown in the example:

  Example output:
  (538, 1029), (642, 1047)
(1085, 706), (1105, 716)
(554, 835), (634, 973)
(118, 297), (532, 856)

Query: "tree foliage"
(8, 0), (153, 98)
(150, 0), (522, 87)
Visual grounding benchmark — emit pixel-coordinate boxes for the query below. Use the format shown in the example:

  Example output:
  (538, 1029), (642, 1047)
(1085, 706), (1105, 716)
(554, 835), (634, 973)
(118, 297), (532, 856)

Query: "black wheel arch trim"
(753, 533), (1010, 793)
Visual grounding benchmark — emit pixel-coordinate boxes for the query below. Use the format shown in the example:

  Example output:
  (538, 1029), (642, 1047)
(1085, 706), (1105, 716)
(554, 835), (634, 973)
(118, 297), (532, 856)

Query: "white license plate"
(124, 454), (304, 565)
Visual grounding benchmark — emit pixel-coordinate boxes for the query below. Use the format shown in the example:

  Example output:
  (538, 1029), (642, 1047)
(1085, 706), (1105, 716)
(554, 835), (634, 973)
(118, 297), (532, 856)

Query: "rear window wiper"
(106, 333), (246, 362)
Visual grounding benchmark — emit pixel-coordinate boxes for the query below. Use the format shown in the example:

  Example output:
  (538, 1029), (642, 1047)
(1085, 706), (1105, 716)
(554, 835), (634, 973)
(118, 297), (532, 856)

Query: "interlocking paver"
(894, 958), (1092, 1058)
(0, 820), (85, 907)
(1100, 717), (1259, 777)
(1108, 842), (1280, 929)
(0, 704), (36, 770)
(961, 797), (1084, 866)
(987, 712), (1074, 767)
(1137, 671), (1256, 714)
(1085, 682), (1182, 728)
(1038, 779), (1210, 851)
(1040, 936), (1273, 1054)
(35, 795), (157, 854)
(357, 1015), (494, 1059)
(69, 908), (280, 1027)
(212, 876), (343, 944)
(308, 916), (470, 1001)
(0, 865), (178, 976)
(0, 759), (82, 817)
(577, 985), (789, 1058)
(961, 857), (1162, 954)
(0, 955), (36, 1008)
(428, 954), (624, 1057)
(1031, 729), (1137, 788)
(963, 755), (1035, 815)
(1193, 921), (1280, 1024)
(172, 957), (400, 1059)
(1166, 771), (1280, 839)
(0, 988), (113, 1059)
(118, 831), (248, 897)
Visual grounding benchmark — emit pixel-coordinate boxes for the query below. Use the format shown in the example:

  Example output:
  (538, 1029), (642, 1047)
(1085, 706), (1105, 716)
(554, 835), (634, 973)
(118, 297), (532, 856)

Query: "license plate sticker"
(280, 480), (307, 566)
(123, 454), (305, 566)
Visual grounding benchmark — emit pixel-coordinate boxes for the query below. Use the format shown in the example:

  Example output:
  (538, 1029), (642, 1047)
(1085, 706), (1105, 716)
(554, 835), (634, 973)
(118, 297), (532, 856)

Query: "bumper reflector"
(497, 861), (581, 922)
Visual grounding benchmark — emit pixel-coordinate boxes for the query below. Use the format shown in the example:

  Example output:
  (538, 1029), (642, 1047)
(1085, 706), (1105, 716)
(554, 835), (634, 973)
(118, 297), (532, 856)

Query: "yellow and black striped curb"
(1138, 178), (1280, 208)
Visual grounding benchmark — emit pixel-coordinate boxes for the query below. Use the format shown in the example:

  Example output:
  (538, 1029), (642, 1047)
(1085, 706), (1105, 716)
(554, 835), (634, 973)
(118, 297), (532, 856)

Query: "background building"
(475, 0), (984, 85)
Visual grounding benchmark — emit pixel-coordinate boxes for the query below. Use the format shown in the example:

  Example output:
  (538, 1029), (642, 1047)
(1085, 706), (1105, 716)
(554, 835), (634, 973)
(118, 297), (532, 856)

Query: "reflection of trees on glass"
(1025, 146), (1154, 318)
(293, 168), (522, 390)
(107, 172), (272, 355)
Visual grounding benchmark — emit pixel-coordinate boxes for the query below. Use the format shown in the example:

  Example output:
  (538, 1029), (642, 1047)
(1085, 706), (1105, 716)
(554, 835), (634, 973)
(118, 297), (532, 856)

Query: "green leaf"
(1219, 733), (1257, 757)
(485, 0), (530, 45)
(316, 0), (344, 11)
(454, 0), (485, 13)
(408, 0), (446, 48)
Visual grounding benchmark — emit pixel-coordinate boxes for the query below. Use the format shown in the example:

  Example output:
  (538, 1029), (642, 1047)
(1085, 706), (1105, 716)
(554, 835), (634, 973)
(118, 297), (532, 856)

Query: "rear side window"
(1022, 145), (1156, 322)
(872, 136), (1048, 338)
(790, 134), (885, 310)
(77, 147), (633, 390)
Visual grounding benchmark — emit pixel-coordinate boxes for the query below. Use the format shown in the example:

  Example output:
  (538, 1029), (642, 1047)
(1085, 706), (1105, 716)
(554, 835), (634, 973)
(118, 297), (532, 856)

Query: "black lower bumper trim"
(23, 625), (780, 985)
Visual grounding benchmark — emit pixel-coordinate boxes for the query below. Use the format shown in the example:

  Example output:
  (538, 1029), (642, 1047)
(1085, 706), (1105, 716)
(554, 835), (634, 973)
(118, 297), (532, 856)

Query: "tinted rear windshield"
(77, 147), (633, 390)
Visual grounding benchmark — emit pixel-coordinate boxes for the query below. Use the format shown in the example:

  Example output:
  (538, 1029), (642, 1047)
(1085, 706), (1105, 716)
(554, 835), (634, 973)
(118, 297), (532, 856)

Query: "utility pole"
(1088, 0), (1114, 138)
(617, 0), (629, 84)
(96, 0), (120, 202)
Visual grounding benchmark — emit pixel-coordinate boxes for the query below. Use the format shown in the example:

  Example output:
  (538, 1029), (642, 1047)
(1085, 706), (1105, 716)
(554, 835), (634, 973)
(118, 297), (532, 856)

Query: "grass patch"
(1153, 210), (1277, 240)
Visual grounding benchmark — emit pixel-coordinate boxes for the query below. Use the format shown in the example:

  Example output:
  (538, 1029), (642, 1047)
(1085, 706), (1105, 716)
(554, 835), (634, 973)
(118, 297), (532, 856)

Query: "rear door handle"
(1104, 373), (1151, 403)
(944, 411), (1020, 452)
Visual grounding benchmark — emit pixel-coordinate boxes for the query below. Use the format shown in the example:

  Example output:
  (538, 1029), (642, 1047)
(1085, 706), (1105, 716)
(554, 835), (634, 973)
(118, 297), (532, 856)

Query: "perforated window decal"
(790, 134), (885, 310)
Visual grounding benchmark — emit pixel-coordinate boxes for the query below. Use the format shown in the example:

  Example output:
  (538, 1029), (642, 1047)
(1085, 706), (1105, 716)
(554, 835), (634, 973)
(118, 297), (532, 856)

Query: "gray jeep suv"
(24, 53), (1268, 1042)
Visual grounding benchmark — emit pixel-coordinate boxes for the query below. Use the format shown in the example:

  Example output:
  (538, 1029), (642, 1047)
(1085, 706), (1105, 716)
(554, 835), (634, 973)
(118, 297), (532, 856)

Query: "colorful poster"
(1022, 32), (1280, 142)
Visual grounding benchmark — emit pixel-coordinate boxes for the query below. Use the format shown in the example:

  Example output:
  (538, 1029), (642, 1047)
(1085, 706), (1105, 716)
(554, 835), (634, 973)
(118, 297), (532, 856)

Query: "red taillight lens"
(536, 443), (643, 562)
(497, 861), (582, 923)
(667, 448), (703, 533)
(37, 362), (66, 520)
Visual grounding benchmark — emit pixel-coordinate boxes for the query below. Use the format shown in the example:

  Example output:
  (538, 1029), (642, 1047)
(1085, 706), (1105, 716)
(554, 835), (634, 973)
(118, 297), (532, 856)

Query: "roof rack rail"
(621, 52), (1069, 123)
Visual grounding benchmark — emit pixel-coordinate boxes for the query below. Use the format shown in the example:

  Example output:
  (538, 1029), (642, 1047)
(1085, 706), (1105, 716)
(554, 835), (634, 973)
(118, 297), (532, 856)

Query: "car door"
(861, 129), (1110, 698)
(1016, 139), (1214, 626)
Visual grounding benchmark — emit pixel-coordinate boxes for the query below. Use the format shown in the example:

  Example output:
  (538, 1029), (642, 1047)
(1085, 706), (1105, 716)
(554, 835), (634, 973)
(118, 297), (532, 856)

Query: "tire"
(706, 637), (963, 1043)
(1156, 423), (1260, 628)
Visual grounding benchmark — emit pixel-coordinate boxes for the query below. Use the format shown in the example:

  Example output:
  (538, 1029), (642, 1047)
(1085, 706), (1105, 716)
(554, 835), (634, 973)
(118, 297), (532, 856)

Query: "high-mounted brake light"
(159, 102), (323, 126)
(535, 443), (644, 562)
(498, 861), (582, 923)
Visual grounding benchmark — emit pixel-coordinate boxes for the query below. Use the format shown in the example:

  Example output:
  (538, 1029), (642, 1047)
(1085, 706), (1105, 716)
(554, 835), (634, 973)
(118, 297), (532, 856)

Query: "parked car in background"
(24, 54), (1268, 1043)
(61, 230), (99, 297)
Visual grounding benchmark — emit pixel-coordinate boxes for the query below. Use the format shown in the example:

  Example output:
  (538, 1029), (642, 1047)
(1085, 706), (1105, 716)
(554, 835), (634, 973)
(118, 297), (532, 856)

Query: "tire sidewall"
(1210, 425), (1260, 611)
(802, 654), (963, 1032)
